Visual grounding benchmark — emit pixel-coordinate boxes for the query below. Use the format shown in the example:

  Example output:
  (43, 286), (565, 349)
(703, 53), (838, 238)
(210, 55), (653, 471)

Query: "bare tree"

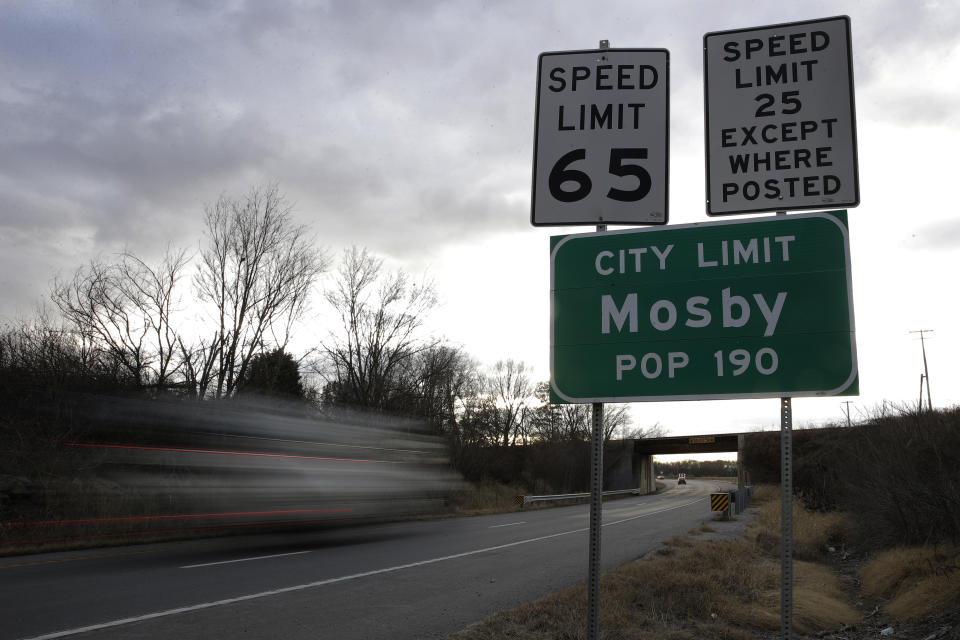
(527, 381), (592, 442)
(561, 403), (592, 441)
(529, 382), (564, 442)
(1, 309), (116, 392)
(191, 184), (327, 398)
(459, 398), (501, 447)
(51, 247), (189, 390)
(322, 246), (438, 410)
(602, 404), (633, 442)
(620, 420), (668, 441)
(488, 359), (533, 447)
(116, 248), (189, 389)
(396, 344), (475, 435)
(52, 260), (143, 385)
(528, 382), (637, 443)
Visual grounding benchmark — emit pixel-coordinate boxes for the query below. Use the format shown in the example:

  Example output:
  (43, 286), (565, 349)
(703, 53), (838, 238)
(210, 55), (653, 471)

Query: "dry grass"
(449, 480), (527, 515)
(752, 489), (853, 560)
(444, 482), (956, 637)
(449, 537), (860, 639)
(446, 488), (862, 639)
(750, 484), (780, 504)
(689, 524), (716, 535)
(860, 544), (960, 620)
(746, 491), (861, 629)
(791, 561), (862, 632)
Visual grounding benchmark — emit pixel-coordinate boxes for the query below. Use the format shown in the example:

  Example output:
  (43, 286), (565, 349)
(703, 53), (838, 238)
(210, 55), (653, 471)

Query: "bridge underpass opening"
(627, 434), (747, 493)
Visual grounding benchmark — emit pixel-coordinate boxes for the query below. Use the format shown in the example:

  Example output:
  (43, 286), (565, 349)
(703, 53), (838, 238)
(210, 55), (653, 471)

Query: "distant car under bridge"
(605, 433), (749, 494)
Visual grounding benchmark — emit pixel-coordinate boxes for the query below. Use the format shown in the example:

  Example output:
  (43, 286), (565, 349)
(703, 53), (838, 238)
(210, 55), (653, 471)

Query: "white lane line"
(603, 498), (704, 526)
(181, 550), (311, 569)
(19, 497), (705, 640)
(488, 521), (526, 528)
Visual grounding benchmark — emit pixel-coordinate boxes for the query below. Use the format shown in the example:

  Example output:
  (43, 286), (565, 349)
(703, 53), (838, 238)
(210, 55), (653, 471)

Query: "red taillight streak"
(2, 508), (354, 528)
(63, 441), (375, 463)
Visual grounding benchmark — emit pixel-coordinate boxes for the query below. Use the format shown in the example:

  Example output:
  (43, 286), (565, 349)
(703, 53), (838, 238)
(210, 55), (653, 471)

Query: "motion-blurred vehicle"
(9, 395), (462, 548)
(677, 473), (687, 485)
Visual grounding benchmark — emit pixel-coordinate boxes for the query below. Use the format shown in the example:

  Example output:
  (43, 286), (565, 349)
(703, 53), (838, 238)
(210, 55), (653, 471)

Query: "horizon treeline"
(0, 184), (657, 453)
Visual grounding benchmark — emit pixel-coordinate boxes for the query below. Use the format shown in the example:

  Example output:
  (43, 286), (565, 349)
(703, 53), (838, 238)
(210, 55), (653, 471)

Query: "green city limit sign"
(550, 210), (857, 403)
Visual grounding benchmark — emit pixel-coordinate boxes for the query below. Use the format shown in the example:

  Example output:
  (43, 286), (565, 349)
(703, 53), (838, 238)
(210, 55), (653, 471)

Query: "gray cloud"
(1, 0), (958, 325)
(911, 219), (960, 250)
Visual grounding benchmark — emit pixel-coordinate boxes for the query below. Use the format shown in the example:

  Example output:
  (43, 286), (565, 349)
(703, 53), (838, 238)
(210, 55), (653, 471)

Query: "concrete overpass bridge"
(607, 433), (749, 494)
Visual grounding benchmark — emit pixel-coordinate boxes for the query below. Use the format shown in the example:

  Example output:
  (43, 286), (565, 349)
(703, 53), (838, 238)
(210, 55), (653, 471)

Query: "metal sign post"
(780, 396), (794, 639)
(775, 206), (793, 639)
(587, 399), (604, 639)
(704, 14), (864, 632)
(532, 35), (670, 639)
(586, 135), (609, 639)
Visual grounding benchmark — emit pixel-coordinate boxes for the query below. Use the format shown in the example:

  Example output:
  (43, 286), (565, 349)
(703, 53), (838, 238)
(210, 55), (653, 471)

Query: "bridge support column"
(636, 453), (656, 494)
(737, 434), (745, 489)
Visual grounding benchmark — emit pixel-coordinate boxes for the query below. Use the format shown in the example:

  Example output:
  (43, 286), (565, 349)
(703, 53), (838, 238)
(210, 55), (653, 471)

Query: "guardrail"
(516, 488), (640, 507)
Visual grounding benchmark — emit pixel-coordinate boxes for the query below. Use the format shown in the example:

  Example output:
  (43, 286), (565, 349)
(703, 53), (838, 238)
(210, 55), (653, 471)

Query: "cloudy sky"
(1, 1), (957, 438)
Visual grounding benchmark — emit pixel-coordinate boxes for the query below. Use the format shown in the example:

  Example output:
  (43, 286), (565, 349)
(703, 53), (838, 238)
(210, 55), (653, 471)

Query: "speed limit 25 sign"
(532, 49), (669, 226)
(703, 17), (859, 215)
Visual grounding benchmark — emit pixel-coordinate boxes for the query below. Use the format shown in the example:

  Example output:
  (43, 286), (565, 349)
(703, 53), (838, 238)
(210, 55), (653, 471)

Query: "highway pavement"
(0, 479), (731, 640)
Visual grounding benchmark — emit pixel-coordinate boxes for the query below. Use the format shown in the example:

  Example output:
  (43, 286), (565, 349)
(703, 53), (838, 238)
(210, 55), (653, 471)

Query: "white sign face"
(704, 16), (859, 215)
(532, 49), (669, 226)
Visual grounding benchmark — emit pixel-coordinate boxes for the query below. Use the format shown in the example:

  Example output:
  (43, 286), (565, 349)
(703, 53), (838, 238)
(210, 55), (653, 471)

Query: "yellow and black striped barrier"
(710, 492), (730, 512)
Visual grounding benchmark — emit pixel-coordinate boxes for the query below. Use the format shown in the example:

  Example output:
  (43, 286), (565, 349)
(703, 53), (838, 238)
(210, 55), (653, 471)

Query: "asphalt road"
(0, 480), (731, 640)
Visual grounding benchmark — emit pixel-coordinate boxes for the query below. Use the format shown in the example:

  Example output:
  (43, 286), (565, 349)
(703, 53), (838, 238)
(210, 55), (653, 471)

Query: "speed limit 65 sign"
(532, 49), (669, 226)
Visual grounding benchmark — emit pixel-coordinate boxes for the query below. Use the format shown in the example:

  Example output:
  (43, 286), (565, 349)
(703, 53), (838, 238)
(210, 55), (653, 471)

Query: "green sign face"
(550, 211), (857, 403)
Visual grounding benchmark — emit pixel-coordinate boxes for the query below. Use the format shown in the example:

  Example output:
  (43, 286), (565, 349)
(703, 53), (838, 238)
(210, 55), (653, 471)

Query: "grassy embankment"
(444, 484), (960, 639)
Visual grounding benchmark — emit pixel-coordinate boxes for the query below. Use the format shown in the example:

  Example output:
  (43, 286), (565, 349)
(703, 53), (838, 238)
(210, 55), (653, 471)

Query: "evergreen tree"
(237, 348), (304, 399)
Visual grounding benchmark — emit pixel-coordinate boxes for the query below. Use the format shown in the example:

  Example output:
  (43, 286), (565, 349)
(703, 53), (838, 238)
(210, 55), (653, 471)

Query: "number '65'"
(548, 148), (652, 203)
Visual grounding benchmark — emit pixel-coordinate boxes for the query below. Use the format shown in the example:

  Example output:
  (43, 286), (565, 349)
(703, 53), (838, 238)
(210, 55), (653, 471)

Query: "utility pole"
(909, 330), (934, 411)
(918, 374), (926, 414)
(841, 401), (852, 428)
